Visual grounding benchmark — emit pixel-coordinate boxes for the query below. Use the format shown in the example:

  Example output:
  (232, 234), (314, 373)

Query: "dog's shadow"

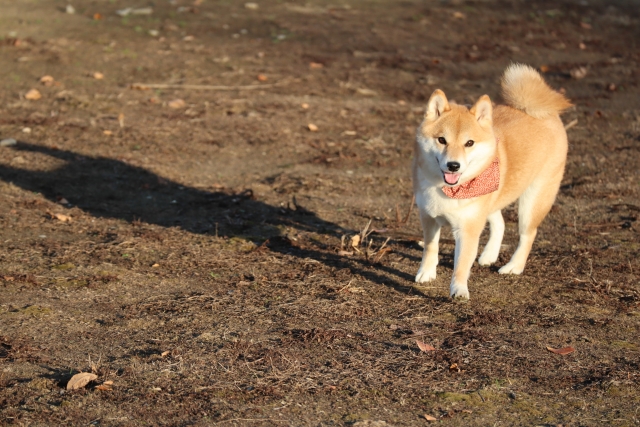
(0, 142), (438, 300)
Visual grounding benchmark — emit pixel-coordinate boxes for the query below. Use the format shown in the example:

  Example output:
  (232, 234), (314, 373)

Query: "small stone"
(570, 66), (588, 79)
(307, 123), (318, 132)
(65, 4), (76, 14)
(0, 138), (17, 147)
(93, 72), (104, 80)
(148, 29), (159, 37)
(22, 127), (32, 134)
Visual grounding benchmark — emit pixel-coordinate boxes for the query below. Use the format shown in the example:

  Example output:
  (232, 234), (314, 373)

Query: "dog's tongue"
(444, 172), (461, 185)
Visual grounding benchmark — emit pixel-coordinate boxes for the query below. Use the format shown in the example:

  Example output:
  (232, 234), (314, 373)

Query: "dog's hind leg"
(478, 210), (505, 266)
(499, 170), (562, 275)
(415, 212), (441, 283)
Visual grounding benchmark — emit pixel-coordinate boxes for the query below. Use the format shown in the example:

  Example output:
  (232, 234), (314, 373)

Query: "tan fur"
(413, 64), (571, 299)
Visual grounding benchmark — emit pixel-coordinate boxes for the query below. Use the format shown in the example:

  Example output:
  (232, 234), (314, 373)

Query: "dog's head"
(416, 89), (496, 186)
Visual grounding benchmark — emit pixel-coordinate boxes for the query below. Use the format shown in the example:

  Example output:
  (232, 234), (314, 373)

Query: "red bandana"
(442, 157), (500, 199)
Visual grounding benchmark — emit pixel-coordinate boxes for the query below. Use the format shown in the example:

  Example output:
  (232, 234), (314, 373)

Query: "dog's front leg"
(450, 221), (484, 299)
(415, 212), (441, 283)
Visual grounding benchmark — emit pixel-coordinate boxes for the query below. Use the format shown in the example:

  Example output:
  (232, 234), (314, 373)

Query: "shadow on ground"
(0, 142), (432, 298)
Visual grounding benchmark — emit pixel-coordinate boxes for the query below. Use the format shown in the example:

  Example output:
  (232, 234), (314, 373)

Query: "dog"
(412, 63), (572, 299)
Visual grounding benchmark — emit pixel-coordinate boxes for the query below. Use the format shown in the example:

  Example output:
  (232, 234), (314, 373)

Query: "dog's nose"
(447, 162), (460, 172)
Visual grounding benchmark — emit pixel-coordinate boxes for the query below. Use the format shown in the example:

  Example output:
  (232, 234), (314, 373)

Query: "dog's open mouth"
(443, 172), (461, 185)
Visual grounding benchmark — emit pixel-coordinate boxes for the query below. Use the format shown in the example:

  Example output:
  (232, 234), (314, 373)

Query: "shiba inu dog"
(413, 64), (572, 299)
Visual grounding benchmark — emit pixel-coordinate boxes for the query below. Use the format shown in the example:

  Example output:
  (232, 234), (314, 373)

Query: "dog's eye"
(437, 137), (447, 145)
(465, 140), (475, 147)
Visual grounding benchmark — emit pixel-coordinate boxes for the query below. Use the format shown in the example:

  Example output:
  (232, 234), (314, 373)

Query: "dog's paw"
(478, 250), (499, 266)
(498, 262), (524, 275)
(415, 267), (437, 283)
(449, 282), (470, 300)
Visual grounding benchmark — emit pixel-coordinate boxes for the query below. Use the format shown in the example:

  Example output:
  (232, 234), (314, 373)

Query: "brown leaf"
(25, 89), (42, 100)
(416, 340), (436, 352)
(161, 350), (170, 357)
(257, 74), (268, 82)
(54, 213), (72, 222)
(449, 362), (460, 372)
(67, 372), (98, 390)
(95, 384), (112, 391)
(40, 75), (55, 86)
(546, 346), (575, 355)
(423, 414), (437, 421)
(168, 99), (186, 109)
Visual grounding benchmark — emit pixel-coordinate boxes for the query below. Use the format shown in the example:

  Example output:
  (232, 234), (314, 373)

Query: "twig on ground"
(130, 78), (296, 91)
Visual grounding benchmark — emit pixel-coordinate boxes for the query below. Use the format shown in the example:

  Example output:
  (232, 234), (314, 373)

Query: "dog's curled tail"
(501, 63), (572, 119)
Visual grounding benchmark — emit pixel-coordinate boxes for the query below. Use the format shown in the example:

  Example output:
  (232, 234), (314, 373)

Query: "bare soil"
(1, 0), (639, 426)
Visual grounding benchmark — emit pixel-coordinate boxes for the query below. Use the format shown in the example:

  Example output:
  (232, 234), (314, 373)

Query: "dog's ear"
(425, 89), (450, 121)
(470, 95), (492, 127)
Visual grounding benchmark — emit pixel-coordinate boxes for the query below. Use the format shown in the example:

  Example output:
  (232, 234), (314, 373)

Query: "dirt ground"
(0, 0), (639, 425)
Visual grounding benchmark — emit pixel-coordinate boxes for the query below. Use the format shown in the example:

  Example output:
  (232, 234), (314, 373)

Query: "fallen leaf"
(53, 213), (72, 222)
(67, 372), (98, 390)
(539, 65), (550, 73)
(356, 88), (377, 96)
(93, 72), (104, 80)
(161, 350), (170, 357)
(103, 381), (114, 385)
(95, 385), (111, 391)
(25, 89), (42, 100)
(152, 263), (160, 268)
(452, 11), (466, 19)
(168, 99), (186, 109)
(309, 62), (324, 69)
(103, 130), (113, 136)
(93, 13), (103, 20)
(118, 113), (125, 128)
(449, 362), (460, 372)
(546, 346), (575, 355)
(40, 75), (55, 86)
(416, 340), (436, 352)
(424, 414), (437, 421)
(307, 123), (319, 132)
(257, 74), (268, 82)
